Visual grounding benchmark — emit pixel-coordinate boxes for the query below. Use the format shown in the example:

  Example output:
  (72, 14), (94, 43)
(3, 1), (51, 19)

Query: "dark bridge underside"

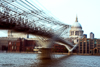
(0, 18), (73, 48)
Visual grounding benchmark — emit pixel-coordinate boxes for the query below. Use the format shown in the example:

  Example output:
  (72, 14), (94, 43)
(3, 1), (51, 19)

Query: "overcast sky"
(0, 0), (100, 38)
(37, 0), (100, 38)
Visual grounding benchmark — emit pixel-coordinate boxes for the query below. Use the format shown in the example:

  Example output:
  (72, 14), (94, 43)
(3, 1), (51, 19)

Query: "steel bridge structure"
(0, 0), (78, 57)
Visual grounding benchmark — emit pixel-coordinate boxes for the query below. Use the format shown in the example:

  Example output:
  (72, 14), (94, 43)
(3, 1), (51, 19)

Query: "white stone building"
(69, 16), (84, 44)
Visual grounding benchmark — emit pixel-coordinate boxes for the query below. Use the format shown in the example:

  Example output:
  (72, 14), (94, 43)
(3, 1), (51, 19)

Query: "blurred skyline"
(0, 0), (100, 38)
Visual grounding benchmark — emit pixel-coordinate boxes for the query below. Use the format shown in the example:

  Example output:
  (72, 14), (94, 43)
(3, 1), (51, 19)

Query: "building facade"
(52, 44), (68, 53)
(0, 37), (18, 51)
(8, 38), (37, 52)
(78, 37), (100, 55)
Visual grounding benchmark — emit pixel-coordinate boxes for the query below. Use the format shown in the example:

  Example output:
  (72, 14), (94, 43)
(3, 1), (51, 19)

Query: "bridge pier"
(68, 52), (73, 55)
(38, 48), (52, 59)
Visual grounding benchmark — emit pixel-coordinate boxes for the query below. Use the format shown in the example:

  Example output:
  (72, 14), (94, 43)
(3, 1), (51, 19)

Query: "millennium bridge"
(0, 0), (78, 59)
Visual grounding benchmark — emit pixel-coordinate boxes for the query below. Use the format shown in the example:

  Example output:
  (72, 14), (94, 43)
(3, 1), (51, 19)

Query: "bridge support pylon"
(38, 48), (52, 59)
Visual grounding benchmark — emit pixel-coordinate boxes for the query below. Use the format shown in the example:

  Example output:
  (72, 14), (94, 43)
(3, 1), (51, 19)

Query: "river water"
(0, 53), (100, 67)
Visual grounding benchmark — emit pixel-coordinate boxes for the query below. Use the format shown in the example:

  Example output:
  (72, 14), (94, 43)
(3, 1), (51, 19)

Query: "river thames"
(0, 53), (100, 67)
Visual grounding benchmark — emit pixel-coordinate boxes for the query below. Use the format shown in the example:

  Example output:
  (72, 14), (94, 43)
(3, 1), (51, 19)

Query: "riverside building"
(78, 36), (100, 55)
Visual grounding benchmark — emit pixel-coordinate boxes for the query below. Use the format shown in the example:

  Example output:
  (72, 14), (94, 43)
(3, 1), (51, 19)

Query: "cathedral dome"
(72, 22), (82, 28)
(71, 16), (82, 29)
(69, 16), (84, 44)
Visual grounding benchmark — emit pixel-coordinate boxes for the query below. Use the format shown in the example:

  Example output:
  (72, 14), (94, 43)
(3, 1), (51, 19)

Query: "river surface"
(0, 53), (100, 67)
